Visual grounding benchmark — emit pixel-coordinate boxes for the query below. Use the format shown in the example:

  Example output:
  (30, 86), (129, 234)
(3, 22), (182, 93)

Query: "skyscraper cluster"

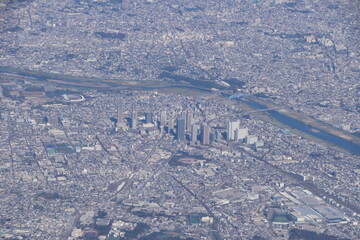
(114, 108), (255, 146)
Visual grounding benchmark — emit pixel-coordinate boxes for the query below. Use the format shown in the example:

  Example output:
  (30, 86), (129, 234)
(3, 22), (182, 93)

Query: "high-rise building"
(236, 128), (248, 140)
(201, 124), (210, 145)
(210, 132), (216, 142)
(191, 124), (199, 142)
(145, 112), (153, 124)
(234, 128), (240, 141)
(160, 111), (167, 126)
(186, 112), (192, 132)
(227, 120), (240, 141)
(176, 118), (185, 140)
(131, 105), (137, 129)
(168, 117), (174, 133)
(181, 112), (186, 119)
(117, 105), (123, 126)
(115, 104), (128, 131)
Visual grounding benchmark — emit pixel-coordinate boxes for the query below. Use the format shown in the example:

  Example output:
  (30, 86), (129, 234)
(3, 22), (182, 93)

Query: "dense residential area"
(0, 79), (359, 239)
(0, 0), (359, 239)
(0, 0), (359, 133)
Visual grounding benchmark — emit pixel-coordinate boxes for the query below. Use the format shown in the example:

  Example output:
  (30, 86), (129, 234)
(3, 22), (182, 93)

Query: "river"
(240, 98), (360, 155)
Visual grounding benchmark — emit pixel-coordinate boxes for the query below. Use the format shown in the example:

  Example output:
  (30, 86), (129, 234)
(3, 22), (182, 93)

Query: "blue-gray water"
(241, 98), (360, 155)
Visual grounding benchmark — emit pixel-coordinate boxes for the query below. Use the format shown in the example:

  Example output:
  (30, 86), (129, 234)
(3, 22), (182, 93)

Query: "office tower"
(168, 117), (174, 133)
(227, 120), (240, 141)
(226, 121), (231, 140)
(131, 105), (137, 129)
(210, 132), (215, 142)
(181, 112), (186, 119)
(234, 128), (240, 141)
(201, 124), (210, 145)
(145, 112), (153, 124)
(116, 105), (128, 131)
(236, 128), (249, 140)
(191, 124), (199, 142)
(117, 105), (123, 126)
(186, 112), (192, 132)
(176, 118), (185, 140)
(160, 111), (167, 126)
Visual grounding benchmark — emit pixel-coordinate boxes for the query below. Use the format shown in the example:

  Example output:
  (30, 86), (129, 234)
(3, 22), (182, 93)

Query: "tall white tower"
(227, 120), (240, 141)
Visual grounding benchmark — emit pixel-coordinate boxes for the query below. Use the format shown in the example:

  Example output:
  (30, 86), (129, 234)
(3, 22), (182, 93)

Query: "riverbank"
(248, 97), (360, 146)
(239, 97), (360, 155)
(0, 66), (212, 92)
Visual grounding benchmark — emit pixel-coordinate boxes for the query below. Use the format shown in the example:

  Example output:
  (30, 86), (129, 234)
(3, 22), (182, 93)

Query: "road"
(170, 175), (223, 240)
(116, 133), (166, 196)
